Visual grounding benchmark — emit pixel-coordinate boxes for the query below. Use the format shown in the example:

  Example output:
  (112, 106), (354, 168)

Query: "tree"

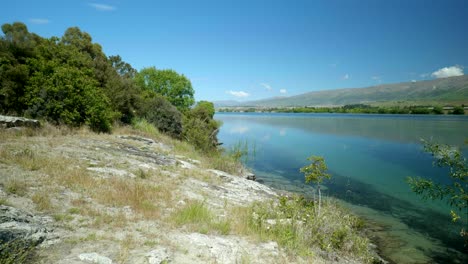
(300, 156), (331, 216)
(0, 22), (40, 115)
(134, 67), (195, 112)
(407, 140), (467, 241)
(182, 101), (220, 152)
(136, 92), (182, 138)
(452, 106), (465, 115)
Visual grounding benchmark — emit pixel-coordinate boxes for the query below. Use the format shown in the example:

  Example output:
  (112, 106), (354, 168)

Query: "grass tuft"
(171, 200), (231, 235)
(5, 179), (28, 196)
(229, 195), (375, 263)
(32, 191), (53, 211)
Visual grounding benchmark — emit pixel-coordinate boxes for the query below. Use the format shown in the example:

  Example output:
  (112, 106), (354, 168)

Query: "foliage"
(407, 140), (467, 223)
(219, 104), (466, 115)
(452, 106), (465, 115)
(0, 239), (37, 264)
(136, 92), (182, 138)
(182, 101), (220, 151)
(0, 21), (220, 144)
(301, 156), (331, 185)
(301, 156), (331, 215)
(234, 195), (374, 262)
(135, 67), (195, 112)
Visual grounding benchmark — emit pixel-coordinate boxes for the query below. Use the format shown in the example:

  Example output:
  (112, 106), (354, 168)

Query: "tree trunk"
(318, 185), (321, 216)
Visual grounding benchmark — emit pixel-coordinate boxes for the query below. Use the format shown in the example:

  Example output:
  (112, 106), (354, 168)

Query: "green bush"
(136, 93), (182, 138)
(24, 64), (114, 132)
(182, 101), (220, 152)
(452, 106), (465, 115)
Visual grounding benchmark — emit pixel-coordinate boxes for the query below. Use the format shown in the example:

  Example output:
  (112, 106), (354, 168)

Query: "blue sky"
(2, 0), (467, 102)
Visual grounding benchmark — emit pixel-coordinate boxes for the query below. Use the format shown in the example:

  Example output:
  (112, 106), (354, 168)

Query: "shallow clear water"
(216, 112), (468, 263)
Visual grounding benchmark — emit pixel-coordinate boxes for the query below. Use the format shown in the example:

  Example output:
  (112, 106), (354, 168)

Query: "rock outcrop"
(0, 115), (41, 128)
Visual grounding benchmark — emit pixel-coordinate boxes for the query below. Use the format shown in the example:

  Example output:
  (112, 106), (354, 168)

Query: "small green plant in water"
(300, 156), (331, 216)
(229, 140), (255, 163)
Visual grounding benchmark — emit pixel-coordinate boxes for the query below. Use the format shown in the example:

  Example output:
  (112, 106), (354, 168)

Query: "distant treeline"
(218, 104), (466, 115)
(0, 22), (219, 151)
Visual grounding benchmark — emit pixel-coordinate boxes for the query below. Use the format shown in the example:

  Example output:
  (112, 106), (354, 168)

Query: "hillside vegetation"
(0, 22), (218, 152)
(230, 75), (468, 107)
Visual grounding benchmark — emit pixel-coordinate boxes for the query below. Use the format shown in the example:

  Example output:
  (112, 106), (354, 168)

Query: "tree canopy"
(0, 21), (219, 148)
(135, 67), (195, 112)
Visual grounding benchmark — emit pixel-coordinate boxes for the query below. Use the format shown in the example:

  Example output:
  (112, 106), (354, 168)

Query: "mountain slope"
(238, 75), (468, 107)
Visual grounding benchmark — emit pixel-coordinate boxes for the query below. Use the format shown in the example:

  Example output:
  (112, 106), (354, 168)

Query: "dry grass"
(4, 178), (29, 196)
(94, 177), (173, 219)
(31, 191), (53, 211)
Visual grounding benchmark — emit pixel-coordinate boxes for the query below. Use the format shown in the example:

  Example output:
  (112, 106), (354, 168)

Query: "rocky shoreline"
(0, 122), (383, 263)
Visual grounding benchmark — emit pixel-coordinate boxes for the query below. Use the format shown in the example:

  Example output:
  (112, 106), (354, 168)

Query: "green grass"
(0, 198), (10, 206)
(5, 179), (28, 196)
(0, 239), (37, 264)
(230, 195), (375, 263)
(171, 200), (231, 235)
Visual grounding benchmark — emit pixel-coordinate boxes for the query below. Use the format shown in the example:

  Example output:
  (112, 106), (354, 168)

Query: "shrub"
(182, 101), (220, 152)
(136, 93), (182, 138)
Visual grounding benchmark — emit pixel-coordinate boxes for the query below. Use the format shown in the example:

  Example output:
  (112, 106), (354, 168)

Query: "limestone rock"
(146, 247), (171, 264)
(0, 205), (55, 245)
(78, 252), (113, 264)
(244, 172), (256, 181)
(0, 115), (40, 128)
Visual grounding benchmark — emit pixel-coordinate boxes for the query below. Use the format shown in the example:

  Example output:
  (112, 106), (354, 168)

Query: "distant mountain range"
(214, 75), (468, 108)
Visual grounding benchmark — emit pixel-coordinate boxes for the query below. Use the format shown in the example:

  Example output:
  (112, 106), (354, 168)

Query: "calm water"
(216, 113), (468, 264)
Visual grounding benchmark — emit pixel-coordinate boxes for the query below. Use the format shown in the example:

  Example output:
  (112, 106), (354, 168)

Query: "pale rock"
(78, 252), (113, 264)
(146, 247), (171, 264)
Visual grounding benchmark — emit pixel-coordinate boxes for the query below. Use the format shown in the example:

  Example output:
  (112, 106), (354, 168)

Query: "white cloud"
(431, 66), (464, 79)
(279, 89), (287, 94)
(260, 83), (272, 91)
(29, 18), (49, 24)
(89, 3), (116, 11)
(420, 73), (430, 78)
(226, 90), (250, 98)
(411, 80), (417, 83)
(371, 76), (382, 83)
(343, 73), (350, 80)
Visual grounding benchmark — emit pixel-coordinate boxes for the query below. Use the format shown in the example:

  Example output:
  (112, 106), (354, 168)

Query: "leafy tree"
(136, 92), (182, 138)
(300, 156), (331, 216)
(23, 31), (115, 132)
(134, 67), (195, 112)
(432, 106), (444, 115)
(407, 140), (467, 241)
(182, 101), (220, 151)
(452, 106), (465, 115)
(0, 22), (40, 115)
(109, 55), (137, 79)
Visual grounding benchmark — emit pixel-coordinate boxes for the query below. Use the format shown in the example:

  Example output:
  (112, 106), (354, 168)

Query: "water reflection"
(219, 113), (468, 146)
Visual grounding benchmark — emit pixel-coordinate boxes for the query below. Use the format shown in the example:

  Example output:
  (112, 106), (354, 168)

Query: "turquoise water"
(216, 113), (468, 263)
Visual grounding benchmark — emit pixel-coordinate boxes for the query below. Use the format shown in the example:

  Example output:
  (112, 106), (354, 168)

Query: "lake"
(215, 112), (468, 264)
